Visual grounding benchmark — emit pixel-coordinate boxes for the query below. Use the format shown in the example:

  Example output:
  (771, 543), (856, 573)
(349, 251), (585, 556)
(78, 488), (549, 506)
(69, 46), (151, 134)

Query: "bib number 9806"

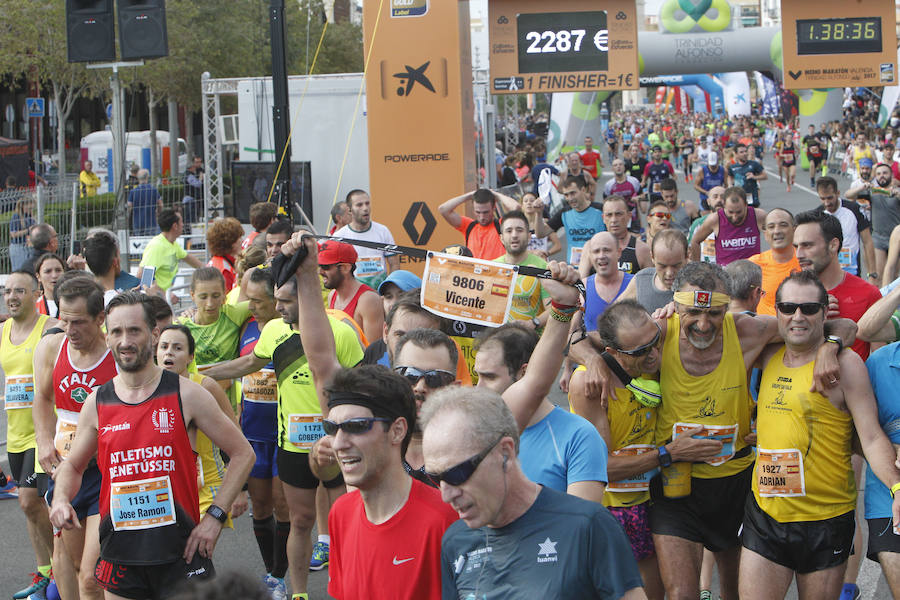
(452, 275), (485, 291)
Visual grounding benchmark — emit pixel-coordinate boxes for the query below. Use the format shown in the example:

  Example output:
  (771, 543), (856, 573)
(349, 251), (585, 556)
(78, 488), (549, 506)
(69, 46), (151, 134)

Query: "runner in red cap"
(318, 240), (384, 344)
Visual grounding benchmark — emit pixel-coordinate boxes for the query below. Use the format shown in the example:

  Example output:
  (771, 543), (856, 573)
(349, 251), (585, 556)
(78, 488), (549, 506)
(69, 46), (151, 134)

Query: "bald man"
(580, 232), (634, 334)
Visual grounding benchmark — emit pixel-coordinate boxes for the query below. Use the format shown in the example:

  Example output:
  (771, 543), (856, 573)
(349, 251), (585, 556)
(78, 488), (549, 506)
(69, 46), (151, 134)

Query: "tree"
(0, 0), (106, 180)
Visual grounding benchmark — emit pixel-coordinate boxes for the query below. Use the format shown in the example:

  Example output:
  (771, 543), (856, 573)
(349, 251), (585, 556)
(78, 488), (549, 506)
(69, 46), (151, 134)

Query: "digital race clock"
(796, 17), (882, 55)
(517, 11), (609, 74)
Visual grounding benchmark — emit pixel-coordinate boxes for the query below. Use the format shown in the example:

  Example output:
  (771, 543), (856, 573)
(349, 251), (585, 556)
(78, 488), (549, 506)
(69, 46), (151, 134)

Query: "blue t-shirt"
(556, 205), (605, 264)
(584, 273), (633, 333)
(239, 319), (278, 442)
(865, 343), (900, 519)
(727, 160), (764, 203)
(699, 165), (726, 202)
(128, 183), (161, 235)
(531, 163), (559, 195)
(114, 271), (141, 292)
(519, 406), (608, 491)
(441, 486), (642, 599)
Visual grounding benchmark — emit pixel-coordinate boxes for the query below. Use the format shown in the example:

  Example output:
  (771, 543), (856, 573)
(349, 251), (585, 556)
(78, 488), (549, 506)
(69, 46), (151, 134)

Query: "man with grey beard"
(574, 261), (858, 600)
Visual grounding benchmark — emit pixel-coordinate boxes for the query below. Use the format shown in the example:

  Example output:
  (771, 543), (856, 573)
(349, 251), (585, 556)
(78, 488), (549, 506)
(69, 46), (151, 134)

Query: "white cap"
(707, 151), (718, 165)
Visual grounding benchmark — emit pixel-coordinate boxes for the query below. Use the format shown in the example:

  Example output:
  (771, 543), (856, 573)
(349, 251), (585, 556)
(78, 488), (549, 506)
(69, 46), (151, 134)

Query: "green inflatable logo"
(659, 0), (732, 34)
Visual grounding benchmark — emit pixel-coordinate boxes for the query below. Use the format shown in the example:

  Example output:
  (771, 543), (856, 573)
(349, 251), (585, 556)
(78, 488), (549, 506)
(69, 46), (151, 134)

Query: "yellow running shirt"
(0, 315), (49, 452)
(753, 347), (855, 522)
(658, 313), (754, 479)
(188, 372), (233, 529)
(571, 365), (658, 507)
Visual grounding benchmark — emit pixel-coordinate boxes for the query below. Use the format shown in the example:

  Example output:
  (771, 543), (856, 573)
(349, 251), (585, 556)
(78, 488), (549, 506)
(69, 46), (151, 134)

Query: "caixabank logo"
(380, 58), (447, 99)
(391, 0), (427, 18)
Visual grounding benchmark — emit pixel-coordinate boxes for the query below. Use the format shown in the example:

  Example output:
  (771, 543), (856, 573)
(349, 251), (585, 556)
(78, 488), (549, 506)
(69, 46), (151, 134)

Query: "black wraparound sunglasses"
(424, 436), (503, 487)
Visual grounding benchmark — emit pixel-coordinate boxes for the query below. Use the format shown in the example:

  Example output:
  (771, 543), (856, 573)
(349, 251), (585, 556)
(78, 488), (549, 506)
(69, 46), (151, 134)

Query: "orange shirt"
(749, 250), (801, 316)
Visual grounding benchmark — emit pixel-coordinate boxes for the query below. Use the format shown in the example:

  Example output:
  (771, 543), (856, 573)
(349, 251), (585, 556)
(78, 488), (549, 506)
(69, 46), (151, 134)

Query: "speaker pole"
(269, 0), (294, 224)
(87, 60), (143, 254)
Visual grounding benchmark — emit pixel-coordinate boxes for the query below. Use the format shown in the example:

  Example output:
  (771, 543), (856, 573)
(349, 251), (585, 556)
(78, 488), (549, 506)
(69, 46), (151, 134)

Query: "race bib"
(569, 246), (584, 267)
(756, 448), (805, 497)
(421, 252), (517, 327)
(652, 182), (661, 193)
(607, 445), (659, 492)
(700, 238), (716, 264)
(55, 410), (80, 458)
(288, 414), (325, 450)
(4, 374), (34, 410)
(673, 422), (738, 466)
(356, 257), (385, 276)
(838, 247), (853, 270)
(110, 475), (177, 531)
(241, 369), (277, 403)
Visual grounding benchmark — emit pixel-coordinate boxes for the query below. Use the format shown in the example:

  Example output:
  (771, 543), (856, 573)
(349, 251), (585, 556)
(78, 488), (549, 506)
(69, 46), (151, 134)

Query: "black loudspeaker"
(66, 0), (116, 63)
(117, 0), (168, 60)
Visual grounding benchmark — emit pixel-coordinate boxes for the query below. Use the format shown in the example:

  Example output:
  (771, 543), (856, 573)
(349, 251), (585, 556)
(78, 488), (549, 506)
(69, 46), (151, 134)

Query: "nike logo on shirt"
(393, 556), (415, 565)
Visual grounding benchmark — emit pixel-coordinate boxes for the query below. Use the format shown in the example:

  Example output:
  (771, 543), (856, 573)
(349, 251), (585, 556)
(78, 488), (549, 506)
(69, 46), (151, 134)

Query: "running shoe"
(699, 592), (711, 600)
(309, 540), (329, 570)
(839, 583), (861, 600)
(0, 477), (18, 500)
(14, 573), (50, 599)
(263, 573), (287, 600)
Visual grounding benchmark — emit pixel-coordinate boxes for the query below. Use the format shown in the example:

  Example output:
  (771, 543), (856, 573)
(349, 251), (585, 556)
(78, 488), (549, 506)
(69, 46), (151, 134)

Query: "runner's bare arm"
(32, 332), (63, 473)
(437, 191), (473, 228)
(386, 253), (400, 273)
(287, 234), (341, 415)
(199, 352), (268, 381)
(503, 261), (581, 431)
(838, 351), (900, 527)
(688, 213), (717, 261)
(754, 207), (768, 230)
(566, 481), (606, 504)
(182, 254), (203, 269)
(493, 190), (520, 215)
(48, 393), (99, 530)
(181, 377), (254, 562)
(881, 225), (900, 283)
(200, 376), (238, 425)
(858, 285), (900, 343)
(356, 291), (385, 345)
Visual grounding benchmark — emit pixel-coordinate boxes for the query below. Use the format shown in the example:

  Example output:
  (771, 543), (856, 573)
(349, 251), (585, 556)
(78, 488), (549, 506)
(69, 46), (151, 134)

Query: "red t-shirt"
(579, 149), (602, 178)
(455, 216), (505, 260)
(328, 478), (458, 600)
(830, 272), (881, 359)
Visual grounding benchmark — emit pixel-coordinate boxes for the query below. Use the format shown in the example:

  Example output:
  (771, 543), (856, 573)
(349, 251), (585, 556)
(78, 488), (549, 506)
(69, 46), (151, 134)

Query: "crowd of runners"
(4, 99), (900, 600)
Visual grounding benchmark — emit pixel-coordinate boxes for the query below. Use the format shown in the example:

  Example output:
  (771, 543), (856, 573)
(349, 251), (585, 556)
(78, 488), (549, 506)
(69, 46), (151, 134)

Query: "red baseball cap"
(317, 240), (357, 265)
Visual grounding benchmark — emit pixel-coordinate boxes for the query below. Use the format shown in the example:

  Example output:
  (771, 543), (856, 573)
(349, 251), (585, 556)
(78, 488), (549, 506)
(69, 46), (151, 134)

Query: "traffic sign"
(25, 97), (45, 118)
(781, 0), (897, 89)
(488, 0), (638, 94)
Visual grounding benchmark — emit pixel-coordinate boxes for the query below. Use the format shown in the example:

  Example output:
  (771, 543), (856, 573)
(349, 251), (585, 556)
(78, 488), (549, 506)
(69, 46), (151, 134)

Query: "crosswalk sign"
(25, 98), (44, 118)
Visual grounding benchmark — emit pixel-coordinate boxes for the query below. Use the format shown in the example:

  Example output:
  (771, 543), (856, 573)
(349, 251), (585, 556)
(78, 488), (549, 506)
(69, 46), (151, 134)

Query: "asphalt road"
(0, 156), (894, 599)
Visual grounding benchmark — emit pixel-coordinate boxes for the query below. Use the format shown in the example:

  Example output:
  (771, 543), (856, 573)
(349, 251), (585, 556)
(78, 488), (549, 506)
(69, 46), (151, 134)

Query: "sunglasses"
(617, 323), (661, 357)
(322, 417), (393, 436)
(649, 212), (672, 220)
(424, 436), (502, 487)
(775, 302), (824, 316)
(394, 366), (455, 388)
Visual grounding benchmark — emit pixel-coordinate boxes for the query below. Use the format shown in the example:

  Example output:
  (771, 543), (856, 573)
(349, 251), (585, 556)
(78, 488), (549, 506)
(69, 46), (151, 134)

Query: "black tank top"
(618, 235), (640, 275)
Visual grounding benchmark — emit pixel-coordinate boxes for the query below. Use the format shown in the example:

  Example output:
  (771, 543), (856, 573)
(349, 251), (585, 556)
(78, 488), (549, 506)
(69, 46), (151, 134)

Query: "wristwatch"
(531, 317), (541, 328)
(657, 445), (673, 468)
(825, 335), (844, 354)
(206, 504), (228, 524)
(868, 272), (879, 279)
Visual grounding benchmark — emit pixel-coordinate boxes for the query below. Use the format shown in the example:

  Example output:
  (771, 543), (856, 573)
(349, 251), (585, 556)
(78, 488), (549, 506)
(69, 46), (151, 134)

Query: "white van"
(79, 130), (188, 192)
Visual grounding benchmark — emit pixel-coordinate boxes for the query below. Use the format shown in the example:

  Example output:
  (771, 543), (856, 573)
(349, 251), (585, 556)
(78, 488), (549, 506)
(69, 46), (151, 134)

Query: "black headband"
(327, 391), (406, 423)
